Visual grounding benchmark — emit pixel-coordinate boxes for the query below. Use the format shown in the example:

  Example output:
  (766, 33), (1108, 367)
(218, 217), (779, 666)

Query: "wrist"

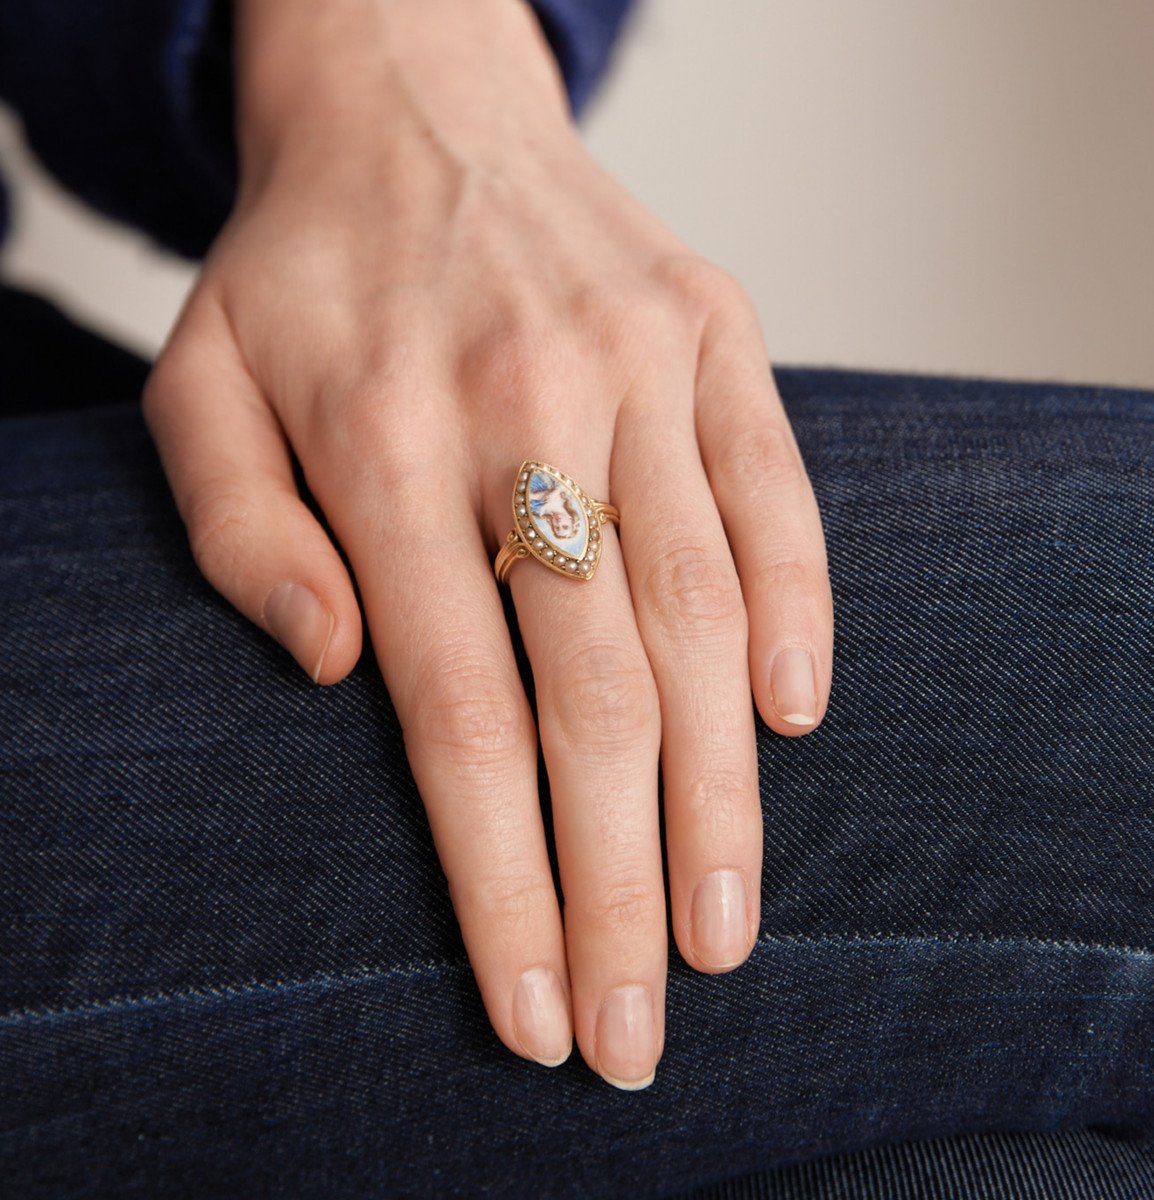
(234, 0), (573, 185)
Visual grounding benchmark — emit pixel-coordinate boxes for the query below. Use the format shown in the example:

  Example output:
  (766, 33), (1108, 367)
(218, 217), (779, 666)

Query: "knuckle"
(568, 278), (634, 335)
(753, 556), (823, 600)
(681, 764), (755, 840)
(656, 256), (753, 323)
(409, 658), (530, 770)
(309, 375), (424, 489)
(574, 876), (664, 939)
(461, 872), (557, 928)
(643, 541), (745, 634)
(185, 486), (256, 583)
(715, 421), (806, 499)
(569, 280), (677, 367)
(550, 639), (659, 750)
(459, 315), (556, 408)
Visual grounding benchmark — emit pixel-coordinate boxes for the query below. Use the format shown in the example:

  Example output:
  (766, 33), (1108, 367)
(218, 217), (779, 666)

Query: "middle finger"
(612, 385), (762, 976)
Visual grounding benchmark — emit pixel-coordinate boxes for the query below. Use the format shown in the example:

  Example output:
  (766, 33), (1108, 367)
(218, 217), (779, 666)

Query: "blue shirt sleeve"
(0, 0), (636, 261)
(529, 0), (637, 119)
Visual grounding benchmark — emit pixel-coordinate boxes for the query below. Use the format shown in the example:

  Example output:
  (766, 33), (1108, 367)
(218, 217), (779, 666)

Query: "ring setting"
(493, 460), (620, 584)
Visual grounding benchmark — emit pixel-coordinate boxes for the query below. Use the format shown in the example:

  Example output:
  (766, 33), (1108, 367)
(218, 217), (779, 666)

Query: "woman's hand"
(143, 0), (833, 1089)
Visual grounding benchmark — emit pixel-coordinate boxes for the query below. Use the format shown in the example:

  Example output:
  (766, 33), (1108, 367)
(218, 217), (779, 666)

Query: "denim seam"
(3, 930), (1152, 1029)
(0, 957), (469, 1029)
(760, 930), (1154, 957)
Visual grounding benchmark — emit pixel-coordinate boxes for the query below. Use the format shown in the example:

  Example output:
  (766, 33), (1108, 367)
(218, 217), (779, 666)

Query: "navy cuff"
(527, 0), (637, 120)
(0, 0), (235, 259)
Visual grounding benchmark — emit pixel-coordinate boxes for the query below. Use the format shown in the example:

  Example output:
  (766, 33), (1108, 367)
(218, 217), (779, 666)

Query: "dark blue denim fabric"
(1, 366), (1152, 1198)
(684, 1129), (1154, 1200)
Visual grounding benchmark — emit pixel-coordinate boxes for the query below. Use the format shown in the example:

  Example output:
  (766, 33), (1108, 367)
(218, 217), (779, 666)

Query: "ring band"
(494, 460), (619, 584)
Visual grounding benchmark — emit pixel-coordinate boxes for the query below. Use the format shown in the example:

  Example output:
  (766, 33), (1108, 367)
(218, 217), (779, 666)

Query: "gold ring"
(494, 460), (619, 584)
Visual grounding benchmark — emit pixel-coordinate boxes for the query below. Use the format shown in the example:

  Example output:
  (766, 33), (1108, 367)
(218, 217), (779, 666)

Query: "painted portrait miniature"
(528, 471), (586, 556)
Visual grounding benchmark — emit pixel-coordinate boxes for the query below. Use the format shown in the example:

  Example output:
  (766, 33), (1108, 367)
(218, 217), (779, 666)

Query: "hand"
(143, 0), (833, 1089)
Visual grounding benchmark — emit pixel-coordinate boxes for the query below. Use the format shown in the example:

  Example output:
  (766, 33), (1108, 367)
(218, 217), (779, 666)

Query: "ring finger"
(493, 450), (666, 1091)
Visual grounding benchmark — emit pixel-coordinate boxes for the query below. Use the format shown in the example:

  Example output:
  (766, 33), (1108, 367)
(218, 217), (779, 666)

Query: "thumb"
(143, 296), (362, 684)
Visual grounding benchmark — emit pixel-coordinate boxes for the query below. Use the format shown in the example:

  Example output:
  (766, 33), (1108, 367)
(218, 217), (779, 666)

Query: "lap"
(1, 367), (1152, 1198)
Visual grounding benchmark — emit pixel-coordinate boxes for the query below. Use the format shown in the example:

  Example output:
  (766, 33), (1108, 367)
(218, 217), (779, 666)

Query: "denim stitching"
(0, 957), (468, 1028)
(4, 930), (1151, 1029)
(758, 930), (1154, 958)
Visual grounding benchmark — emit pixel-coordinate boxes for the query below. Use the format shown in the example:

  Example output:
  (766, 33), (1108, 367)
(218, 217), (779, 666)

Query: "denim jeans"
(2, 356), (1152, 1198)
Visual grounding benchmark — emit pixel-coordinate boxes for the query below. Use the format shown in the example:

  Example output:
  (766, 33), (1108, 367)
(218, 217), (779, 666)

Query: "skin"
(143, 0), (834, 1089)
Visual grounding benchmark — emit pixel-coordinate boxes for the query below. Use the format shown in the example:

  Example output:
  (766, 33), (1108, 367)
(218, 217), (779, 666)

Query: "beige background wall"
(2, 0), (1153, 388)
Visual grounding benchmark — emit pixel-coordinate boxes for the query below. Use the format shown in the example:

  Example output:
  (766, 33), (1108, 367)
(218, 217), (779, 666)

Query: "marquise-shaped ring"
(493, 460), (620, 585)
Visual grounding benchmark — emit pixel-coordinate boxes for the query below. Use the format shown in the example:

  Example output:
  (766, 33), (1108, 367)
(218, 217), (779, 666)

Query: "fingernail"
(263, 582), (334, 683)
(513, 967), (572, 1067)
(691, 869), (749, 970)
(595, 984), (656, 1090)
(770, 647), (816, 725)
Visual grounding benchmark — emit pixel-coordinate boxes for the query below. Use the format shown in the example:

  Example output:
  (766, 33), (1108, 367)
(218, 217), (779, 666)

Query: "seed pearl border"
(492, 460), (618, 585)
